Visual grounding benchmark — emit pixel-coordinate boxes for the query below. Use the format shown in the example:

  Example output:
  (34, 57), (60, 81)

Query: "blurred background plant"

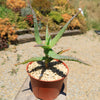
(14, 13), (29, 29)
(6, 0), (26, 12)
(30, 0), (88, 32)
(49, 11), (63, 24)
(21, 6), (32, 16)
(0, 6), (15, 22)
(62, 13), (80, 30)
(0, 0), (6, 6)
(0, 5), (29, 29)
(51, 0), (69, 13)
(31, 0), (51, 16)
(0, 18), (17, 50)
(0, 38), (9, 50)
(25, 14), (34, 27)
(0, 18), (17, 41)
(0, 0), (99, 39)
(69, 0), (100, 30)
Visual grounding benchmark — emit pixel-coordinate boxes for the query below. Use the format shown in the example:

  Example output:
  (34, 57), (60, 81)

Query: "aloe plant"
(16, 1), (89, 67)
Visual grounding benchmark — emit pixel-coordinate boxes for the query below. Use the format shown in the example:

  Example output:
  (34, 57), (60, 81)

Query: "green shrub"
(65, 8), (76, 16)
(51, 0), (68, 13)
(0, 6), (15, 21)
(14, 14), (29, 29)
(16, 20), (29, 29)
(0, 6), (29, 29)
(49, 11), (63, 24)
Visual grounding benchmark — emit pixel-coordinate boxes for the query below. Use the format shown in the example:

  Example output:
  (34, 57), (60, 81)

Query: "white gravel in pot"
(28, 60), (68, 81)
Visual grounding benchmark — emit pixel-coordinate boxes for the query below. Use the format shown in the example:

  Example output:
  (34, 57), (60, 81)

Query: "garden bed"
(0, 0), (86, 50)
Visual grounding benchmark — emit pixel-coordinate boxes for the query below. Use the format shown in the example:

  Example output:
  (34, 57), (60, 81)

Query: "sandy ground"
(0, 30), (100, 100)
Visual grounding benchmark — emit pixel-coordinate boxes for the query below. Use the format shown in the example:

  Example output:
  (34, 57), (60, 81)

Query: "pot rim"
(26, 60), (69, 83)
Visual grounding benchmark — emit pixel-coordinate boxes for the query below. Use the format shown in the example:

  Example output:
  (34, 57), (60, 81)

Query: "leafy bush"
(53, 0), (68, 7)
(25, 14), (34, 27)
(6, 0), (26, 12)
(49, 11), (63, 24)
(52, 0), (68, 13)
(65, 8), (77, 16)
(62, 13), (80, 29)
(0, 18), (17, 42)
(0, 6), (15, 21)
(0, 0), (6, 6)
(21, 7), (32, 17)
(0, 6), (29, 29)
(48, 19), (60, 32)
(15, 14), (29, 29)
(31, 0), (51, 15)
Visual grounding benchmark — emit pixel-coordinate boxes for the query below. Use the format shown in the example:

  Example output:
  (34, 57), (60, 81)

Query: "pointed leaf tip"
(50, 11), (81, 47)
(28, 0), (42, 44)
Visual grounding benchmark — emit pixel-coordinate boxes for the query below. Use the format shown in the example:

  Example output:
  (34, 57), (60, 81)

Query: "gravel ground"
(0, 30), (100, 100)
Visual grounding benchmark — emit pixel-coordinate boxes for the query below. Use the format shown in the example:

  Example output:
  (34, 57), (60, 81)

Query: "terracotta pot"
(26, 60), (69, 100)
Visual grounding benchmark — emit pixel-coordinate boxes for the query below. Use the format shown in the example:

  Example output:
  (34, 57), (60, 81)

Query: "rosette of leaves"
(16, 3), (89, 67)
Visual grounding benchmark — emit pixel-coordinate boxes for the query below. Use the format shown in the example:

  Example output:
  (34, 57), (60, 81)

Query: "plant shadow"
(22, 61), (67, 97)
(22, 81), (67, 96)
(28, 61), (66, 79)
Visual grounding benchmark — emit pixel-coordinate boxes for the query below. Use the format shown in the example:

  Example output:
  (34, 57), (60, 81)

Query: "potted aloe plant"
(16, 2), (89, 100)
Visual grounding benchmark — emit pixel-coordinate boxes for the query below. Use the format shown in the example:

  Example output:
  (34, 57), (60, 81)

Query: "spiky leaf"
(48, 50), (89, 65)
(50, 11), (81, 47)
(16, 57), (46, 65)
(28, 1), (42, 44)
(34, 44), (51, 50)
(45, 25), (51, 45)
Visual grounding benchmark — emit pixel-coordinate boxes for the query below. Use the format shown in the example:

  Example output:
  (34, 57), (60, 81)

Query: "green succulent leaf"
(17, 56), (46, 65)
(48, 50), (89, 65)
(28, 1), (42, 44)
(50, 11), (81, 47)
(34, 19), (42, 44)
(45, 25), (51, 45)
(34, 44), (51, 50)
